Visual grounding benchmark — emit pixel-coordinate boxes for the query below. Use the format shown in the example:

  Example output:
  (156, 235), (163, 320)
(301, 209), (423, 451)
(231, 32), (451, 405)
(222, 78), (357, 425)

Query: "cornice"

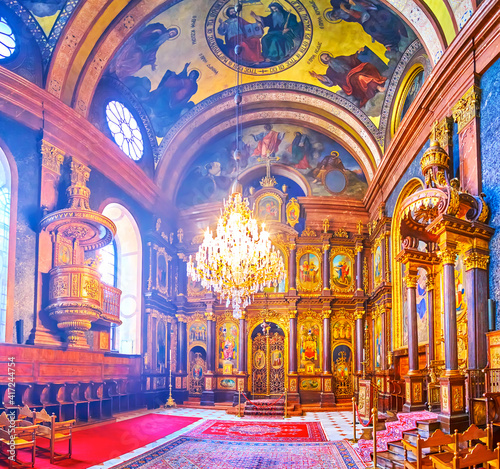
(0, 67), (160, 211)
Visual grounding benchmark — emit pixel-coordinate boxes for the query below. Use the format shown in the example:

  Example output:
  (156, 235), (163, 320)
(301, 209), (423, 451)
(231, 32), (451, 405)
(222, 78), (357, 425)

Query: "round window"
(105, 101), (144, 161)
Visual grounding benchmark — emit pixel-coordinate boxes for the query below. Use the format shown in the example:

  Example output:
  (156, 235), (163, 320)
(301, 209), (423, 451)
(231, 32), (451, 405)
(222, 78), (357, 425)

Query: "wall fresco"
(176, 123), (367, 208)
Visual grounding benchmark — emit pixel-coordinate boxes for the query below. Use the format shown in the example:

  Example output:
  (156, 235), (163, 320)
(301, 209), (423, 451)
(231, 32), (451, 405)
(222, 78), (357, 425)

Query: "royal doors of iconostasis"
(250, 322), (286, 397)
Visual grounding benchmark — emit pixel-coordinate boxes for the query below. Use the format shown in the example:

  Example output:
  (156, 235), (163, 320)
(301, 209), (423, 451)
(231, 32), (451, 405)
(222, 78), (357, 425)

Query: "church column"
(289, 241), (297, 294)
(452, 84), (481, 195)
(322, 242), (330, 295)
(355, 244), (364, 293)
(465, 250), (490, 370)
(354, 306), (364, 374)
(321, 307), (335, 407)
(287, 308), (300, 402)
(238, 312), (246, 374)
(438, 247), (468, 432)
(403, 266), (425, 412)
(201, 306), (216, 406)
(175, 315), (188, 374)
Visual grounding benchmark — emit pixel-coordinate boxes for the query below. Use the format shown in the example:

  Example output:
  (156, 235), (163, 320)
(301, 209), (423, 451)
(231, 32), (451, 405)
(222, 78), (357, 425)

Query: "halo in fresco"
(206, 0), (312, 75)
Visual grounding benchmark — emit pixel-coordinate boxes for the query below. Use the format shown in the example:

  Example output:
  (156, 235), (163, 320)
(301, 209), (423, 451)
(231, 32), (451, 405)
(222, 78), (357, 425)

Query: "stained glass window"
(0, 17), (16, 60)
(105, 101), (144, 161)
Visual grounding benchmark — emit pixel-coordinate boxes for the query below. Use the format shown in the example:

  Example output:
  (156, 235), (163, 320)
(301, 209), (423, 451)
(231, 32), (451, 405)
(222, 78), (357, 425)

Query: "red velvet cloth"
(26, 414), (199, 468)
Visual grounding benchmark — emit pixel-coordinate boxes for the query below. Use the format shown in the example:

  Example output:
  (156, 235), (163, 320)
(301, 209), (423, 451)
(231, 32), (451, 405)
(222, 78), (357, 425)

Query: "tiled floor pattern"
(90, 407), (363, 468)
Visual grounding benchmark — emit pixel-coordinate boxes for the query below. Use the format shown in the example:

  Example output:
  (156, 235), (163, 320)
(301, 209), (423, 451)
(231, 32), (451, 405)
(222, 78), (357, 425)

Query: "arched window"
(0, 17), (16, 61)
(0, 147), (11, 342)
(102, 204), (142, 355)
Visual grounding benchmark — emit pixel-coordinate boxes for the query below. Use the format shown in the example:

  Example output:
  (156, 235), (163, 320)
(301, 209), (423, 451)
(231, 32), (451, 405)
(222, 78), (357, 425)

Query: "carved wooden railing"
(101, 284), (121, 319)
(479, 367), (500, 424)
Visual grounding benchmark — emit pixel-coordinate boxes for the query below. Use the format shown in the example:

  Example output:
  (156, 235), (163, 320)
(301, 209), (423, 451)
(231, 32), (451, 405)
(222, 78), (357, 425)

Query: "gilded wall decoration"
(298, 312), (322, 372)
(452, 386), (464, 411)
(297, 247), (322, 294)
(332, 319), (353, 342)
(442, 386), (449, 412)
(290, 378), (297, 393)
(286, 198), (300, 228)
(413, 382), (422, 402)
(175, 376), (182, 389)
(330, 247), (354, 294)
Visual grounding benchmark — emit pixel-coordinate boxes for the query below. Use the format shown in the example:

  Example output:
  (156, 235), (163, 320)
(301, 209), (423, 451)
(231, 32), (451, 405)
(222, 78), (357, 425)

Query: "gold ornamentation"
(322, 218), (330, 233)
(62, 225), (89, 239)
(413, 382), (422, 402)
(83, 279), (100, 299)
(177, 228), (184, 243)
(363, 258), (368, 294)
(438, 249), (458, 265)
(452, 385), (464, 411)
(322, 309), (332, 319)
(290, 378), (297, 392)
(355, 244), (363, 254)
(426, 273), (435, 291)
(302, 226), (317, 237)
(464, 252), (489, 271)
(289, 310), (298, 319)
(452, 85), (481, 133)
(406, 382), (410, 402)
(405, 274), (418, 289)
(52, 278), (68, 297)
(334, 228), (348, 238)
(431, 117), (453, 149)
(41, 141), (65, 174)
(176, 314), (188, 323)
(442, 385), (449, 412)
(354, 309), (364, 321)
(357, 221), (363, 235)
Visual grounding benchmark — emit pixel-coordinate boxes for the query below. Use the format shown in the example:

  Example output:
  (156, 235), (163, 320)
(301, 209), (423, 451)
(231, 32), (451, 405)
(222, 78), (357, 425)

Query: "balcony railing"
(102, 284), (121, 319)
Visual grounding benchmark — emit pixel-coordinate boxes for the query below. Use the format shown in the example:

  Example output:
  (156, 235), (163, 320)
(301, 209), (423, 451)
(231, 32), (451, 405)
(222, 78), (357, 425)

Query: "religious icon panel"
(297, 249), (322, 293)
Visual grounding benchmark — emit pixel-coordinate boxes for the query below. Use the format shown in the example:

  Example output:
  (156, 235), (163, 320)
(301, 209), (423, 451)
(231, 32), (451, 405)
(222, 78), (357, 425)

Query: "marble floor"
(90, 406), (363, 468)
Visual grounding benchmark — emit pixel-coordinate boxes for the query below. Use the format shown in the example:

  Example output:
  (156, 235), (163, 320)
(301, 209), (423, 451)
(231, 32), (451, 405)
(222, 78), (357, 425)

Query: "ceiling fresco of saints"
(176, 123), (368, 208)
(103, 0), (417, 142)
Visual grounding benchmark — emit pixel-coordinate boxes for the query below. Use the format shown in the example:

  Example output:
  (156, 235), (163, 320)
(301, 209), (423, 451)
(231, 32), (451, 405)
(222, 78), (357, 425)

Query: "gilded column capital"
(322, 243), (330, 253)
(464, 252), (489, 271)
(354, 311), (364, 321)
(425, 273), (436, 291)
(175, 314), (188, 323)
(452, 85), (481, 133)
(205, 311), (215, 321)
(405, 274), (418, 289)
(438, 249), (458, 265)
(289, 310), (298, 319)
(41, 141), (65, 174)
(355, 244), (363, 254)
(322, 309), (332, 319)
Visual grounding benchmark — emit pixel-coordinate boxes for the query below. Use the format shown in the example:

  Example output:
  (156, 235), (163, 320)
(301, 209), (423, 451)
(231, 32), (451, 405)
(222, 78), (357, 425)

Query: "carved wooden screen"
(269, 332), (285, 395)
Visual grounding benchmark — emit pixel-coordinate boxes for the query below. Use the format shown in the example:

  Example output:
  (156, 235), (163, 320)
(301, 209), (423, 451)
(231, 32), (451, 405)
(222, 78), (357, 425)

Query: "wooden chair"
(403, 428), (455, 469)
(0, 411), (37, 469)
(430, 443), (500, 469)
(31, 408), (75, 464)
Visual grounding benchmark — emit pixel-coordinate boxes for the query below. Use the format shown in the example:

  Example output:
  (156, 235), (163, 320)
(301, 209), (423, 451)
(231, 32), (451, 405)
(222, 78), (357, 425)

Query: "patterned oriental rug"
(356, 411), (439, 461)
(110, 436), (367, 469)
(32, 414), (200, 468)
(185, 419), (328, 442)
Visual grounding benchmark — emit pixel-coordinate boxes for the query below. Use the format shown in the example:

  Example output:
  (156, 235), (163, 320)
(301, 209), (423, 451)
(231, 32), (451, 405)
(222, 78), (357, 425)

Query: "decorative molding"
(426, 273), (436, 291)
(334, 228), (348, 238)
(438, 249), (458, 265)
(405, 274), (418, 289)
(464, 252), (489, 271)
(452, 85), (481, 132)
(301, 226), (317, 238)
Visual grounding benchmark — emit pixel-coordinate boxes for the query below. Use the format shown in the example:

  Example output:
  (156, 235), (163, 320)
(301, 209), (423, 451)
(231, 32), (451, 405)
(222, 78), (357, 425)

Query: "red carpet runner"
(30, 414), (200, 468)
(185, 419), (328, 442)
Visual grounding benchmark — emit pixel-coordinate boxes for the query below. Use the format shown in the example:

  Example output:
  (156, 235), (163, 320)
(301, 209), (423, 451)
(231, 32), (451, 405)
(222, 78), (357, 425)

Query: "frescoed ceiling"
(0, 0), (478, 207)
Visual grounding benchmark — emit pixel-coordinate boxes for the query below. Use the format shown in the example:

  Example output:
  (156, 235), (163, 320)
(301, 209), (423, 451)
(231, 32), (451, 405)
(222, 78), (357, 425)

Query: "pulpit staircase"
(375, 419), (441, 469)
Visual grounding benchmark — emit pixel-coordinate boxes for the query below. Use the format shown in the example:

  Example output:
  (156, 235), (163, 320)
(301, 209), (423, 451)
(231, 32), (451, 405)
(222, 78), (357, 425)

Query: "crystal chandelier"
(187, 192), (285, 318)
